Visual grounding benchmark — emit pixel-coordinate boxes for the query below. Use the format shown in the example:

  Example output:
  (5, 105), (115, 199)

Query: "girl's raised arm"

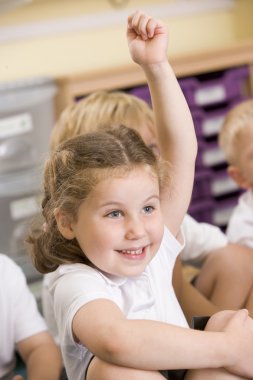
(127, 11), (197, 237)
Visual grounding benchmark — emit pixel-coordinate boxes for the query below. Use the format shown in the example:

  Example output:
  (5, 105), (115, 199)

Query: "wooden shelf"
(55, 39), (253, 116)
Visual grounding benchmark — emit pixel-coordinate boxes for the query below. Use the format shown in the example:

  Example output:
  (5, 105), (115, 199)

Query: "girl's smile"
(116, 246), (148, 260)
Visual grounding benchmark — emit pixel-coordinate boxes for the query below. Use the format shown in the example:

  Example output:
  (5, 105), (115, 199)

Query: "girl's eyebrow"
(144, 194), (160, 202)
(99, 194), (160, 208)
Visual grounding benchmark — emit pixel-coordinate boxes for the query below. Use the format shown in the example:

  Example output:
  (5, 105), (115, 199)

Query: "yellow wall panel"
(0, 0), (253, 82)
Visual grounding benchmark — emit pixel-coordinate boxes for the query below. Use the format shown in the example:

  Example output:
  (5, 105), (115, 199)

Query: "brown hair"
(50, 90), (156, 151)
(219, 99), (253, 165)
(28, 125), (168, 274)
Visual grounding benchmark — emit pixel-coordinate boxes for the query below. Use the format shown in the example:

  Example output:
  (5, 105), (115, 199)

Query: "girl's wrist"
(142, 61), (173, 83)
(219, 332), (237, 369)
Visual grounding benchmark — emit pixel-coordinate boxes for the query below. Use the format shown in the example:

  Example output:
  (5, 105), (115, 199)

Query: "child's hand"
(127, 10), (168, 66)
(12, 375), (24, 380)
(223, 309), (253, 378)
(206, 309), (253, 378)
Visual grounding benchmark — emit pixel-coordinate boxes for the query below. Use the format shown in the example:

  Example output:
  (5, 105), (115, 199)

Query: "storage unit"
(191, 99), (241, 139)
(0, 77), (57, 281)
(179, 66), (249, 228)
(0, 78), (57, 175)
(178, 67), (249, 107)
(0, 166), (43, 281)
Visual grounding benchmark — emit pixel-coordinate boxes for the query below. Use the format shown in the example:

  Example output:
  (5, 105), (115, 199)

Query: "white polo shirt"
(181, 214), (228, 264)
(226, 189), (253, 248)
(47, 226), (188, 380)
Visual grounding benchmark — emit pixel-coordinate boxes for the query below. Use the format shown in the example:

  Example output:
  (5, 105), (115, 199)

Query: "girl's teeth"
(121, 249), (143, 255)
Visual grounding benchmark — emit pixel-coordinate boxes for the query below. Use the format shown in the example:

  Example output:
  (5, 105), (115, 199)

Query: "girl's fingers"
(147, 18), (164, 38)
(146, 18), (157, 38)
(128, 11), (151, 37)
(127, 13), (135, 28)
(128, 10), (164, 41)
(130, 10), (142, 31)
(137, 14), (151, 40)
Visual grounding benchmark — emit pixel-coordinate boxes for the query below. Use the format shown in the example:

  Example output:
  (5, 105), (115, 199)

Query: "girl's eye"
(143, 205), (154, 214)
(107, 210), (122, 218)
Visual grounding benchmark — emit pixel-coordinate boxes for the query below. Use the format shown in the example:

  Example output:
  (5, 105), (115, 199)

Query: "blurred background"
(1, 0), (253, 81)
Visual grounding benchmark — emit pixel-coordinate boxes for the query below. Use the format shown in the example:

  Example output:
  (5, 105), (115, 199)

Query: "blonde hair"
(50, 90), (156, 151)
(219, 99), (253, 165)
(28, 126), (168, 274)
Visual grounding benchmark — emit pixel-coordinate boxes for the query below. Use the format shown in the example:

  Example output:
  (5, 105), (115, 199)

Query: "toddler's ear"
(54, 208), (75, 240)
(227, 165), (250, 190)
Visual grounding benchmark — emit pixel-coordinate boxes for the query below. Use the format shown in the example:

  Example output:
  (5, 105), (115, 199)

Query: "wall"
(1, 0), (253, 83)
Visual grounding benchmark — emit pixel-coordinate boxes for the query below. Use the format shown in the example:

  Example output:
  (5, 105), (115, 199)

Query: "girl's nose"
(125, 217), (145, 240)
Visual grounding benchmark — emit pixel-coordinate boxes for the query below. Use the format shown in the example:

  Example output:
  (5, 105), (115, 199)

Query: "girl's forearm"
(76, 302), (253, 377)
(100, 319), (231, 371)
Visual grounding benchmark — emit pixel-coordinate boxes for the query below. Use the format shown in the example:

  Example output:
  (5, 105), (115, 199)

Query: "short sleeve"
(180, 214), (228, 264)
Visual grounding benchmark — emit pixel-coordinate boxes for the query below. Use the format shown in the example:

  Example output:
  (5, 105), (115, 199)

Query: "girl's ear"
(54, 208), (75, 240)
(227, 165), (250, 190)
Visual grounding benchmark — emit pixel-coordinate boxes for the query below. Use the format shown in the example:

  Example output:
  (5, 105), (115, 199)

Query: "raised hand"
(127, 10), (168, 66)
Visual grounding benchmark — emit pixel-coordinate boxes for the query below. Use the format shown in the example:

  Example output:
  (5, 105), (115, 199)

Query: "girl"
(28, 11), (253, 380)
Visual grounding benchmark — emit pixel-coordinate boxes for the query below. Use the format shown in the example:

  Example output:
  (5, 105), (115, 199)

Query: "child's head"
(50, 90), (159, 154)
(219, 99), (253, 190)
(29, 126), (168, 276)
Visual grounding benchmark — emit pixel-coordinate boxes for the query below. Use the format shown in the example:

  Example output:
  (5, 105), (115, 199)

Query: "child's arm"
(73, 298), (253, 377)
(127, 11), (197, 237)
(16, 332), (62, 380)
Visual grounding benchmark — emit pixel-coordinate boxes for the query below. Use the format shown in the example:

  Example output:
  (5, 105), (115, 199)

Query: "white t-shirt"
(47, 226), (187, 380)
(0, 254), (47, 379)
(181, 214), (228, 264)
(226, 189), (253, 249)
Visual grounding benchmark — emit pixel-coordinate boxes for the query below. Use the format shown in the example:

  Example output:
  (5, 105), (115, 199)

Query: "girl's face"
(70, 167), (164, 278)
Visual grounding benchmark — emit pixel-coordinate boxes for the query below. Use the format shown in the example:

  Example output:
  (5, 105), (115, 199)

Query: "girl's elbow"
(96, 324), (132, 363)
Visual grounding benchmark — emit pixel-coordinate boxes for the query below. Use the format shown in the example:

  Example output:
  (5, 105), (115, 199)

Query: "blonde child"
(0, 254), (62, 380)
(219, 99), (253, 249)
(28, 11), (253, 380)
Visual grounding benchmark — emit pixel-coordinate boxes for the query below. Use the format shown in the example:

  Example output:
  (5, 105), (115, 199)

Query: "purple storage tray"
(179, 66), (249, 107)
(128, 85), (151, 104)
(192, 97), (243, 139)
(211, 195), (240, 227)
(197, 140), (226, 169)
(209, 169), (240, 197)
(189, 194), (240, 227)
(192, 170), (211, 201)
(188, 199), (214, 224)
